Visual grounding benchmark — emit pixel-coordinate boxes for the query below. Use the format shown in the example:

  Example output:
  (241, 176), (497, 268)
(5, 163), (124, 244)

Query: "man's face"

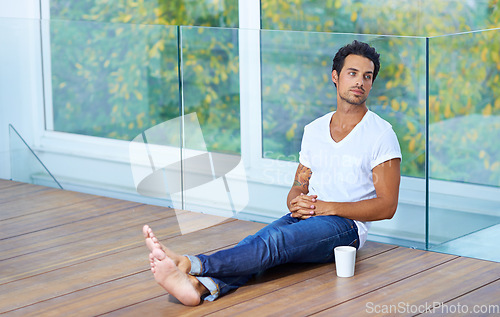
(332, 54), (375, 106)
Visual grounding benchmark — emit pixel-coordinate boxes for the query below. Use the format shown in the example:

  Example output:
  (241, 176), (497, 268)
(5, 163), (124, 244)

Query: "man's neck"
(333, 103), (368, 128)
(329, 104), (368, 142)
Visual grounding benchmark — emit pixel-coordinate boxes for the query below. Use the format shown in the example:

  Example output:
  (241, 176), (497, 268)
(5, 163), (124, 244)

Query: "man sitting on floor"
(143, 40), (402, 306)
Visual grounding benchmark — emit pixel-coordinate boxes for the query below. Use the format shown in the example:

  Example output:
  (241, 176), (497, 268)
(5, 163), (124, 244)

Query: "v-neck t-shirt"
(299, 110), (402, 248)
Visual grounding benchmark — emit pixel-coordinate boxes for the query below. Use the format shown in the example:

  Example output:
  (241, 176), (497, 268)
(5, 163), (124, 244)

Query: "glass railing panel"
(260, 30), (428, 247)
(180, 26), (240, 155)
(9, 124), (62, 189)
(41, 20), (183, 206)
(178, 26), (245, 224)
(48, 20), (180, 140)
(129, 114), (184, 210)
(261, 0), (496, 37)
(5, 6), (500, 261)
(428, 29), (500, 261)
(15, 13), (498, 257)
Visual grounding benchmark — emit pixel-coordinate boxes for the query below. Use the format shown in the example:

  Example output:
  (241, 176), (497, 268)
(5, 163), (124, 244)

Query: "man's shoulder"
(366, 110), (393, 132)
(364, 111), (401, 148)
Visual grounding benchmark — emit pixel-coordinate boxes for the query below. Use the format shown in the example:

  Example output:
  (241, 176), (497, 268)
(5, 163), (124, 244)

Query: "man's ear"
(332, 70), (338, 84)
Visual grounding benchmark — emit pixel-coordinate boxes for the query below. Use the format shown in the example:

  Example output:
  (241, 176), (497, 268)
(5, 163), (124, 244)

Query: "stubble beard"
(339, 91), (368, 106)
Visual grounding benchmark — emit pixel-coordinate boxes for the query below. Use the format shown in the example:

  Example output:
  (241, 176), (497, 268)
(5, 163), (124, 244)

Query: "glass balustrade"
(2, 13), (499, 261)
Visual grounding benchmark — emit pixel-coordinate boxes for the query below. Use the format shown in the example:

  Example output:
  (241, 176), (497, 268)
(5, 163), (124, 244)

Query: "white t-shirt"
(299, 110), (402, 249)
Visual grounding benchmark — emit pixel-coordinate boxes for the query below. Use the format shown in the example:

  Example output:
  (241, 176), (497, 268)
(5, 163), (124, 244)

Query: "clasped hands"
(289, 193), (324, 219)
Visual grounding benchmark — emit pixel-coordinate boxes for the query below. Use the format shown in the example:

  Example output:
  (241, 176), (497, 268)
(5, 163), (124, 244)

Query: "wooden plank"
(2, 180), (498, 317)
(0, 182), (52, 204)
(0, 209), (233, 284)
(0, 205), (180, 283)
(0, 179), (25, 190)
(0, 217), (265, 313)
(102, 241), (398, 317)
(0, 197), (139, 239)
(419, 279), (500, 316)
(0, 204), (176, 258)
(0, 247), (152, 314)
(3, 271), (163, 317)
(4, 232), (392, 317)
(193, 248), (457, 316)
(314, 257), (500, 316)
(0, 181), (62, 200)
(0, 186), (97, 220)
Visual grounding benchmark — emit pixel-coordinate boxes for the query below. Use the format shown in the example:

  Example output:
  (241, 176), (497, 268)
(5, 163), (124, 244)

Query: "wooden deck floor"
(1, 179), (499, 316)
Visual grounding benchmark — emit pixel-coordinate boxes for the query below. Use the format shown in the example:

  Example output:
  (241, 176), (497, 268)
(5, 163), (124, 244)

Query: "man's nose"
(356, 76), (364, 87)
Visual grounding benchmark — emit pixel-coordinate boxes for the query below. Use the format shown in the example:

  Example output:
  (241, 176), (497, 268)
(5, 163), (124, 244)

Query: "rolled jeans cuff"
(186, 255), (202, 275)
(185, 255), (220, 301)
(196, 276), (220, 301)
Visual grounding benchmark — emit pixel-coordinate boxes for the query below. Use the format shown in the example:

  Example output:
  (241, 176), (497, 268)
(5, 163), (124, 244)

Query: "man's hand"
(286, 159), (400, 222)
(289, 193), (318, 219)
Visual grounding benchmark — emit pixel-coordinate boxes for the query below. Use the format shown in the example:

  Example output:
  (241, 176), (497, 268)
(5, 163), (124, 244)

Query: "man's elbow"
(378, 197), (398, 220)
(384, 201), (398, 220)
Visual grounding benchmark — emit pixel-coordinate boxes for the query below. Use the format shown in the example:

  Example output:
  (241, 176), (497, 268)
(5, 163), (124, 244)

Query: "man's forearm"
(315, 196), (397, 222)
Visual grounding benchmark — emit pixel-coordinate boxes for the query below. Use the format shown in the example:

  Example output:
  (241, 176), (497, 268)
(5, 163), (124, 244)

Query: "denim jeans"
(186, 213), (359, 301)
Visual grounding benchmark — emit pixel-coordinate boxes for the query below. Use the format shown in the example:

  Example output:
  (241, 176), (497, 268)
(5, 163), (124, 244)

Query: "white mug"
(334, 246), (356, 277)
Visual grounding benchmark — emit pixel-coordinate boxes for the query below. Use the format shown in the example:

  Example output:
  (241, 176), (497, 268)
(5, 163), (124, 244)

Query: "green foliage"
(50, 0), (240, 154)
(428, 29), (500, 186)
(50, 20), (180, 140)
(51, 0), (238, 27)
(181, 27), (240, 153)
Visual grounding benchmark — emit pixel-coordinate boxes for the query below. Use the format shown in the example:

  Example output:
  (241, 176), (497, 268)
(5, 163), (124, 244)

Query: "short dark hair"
(331, 40), (380, 87)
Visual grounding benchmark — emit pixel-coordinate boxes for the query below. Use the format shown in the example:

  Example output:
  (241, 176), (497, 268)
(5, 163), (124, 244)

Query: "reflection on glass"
(180, 26), (240, 154)
(261, 30), (336, 162)
(179, 26), (244, 216)
(9, 124), (62, 189)
(428, 29), (500, 261)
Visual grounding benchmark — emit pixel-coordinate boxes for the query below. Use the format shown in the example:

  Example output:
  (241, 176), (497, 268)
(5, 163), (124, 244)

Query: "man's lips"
(351, 88), (364, 95)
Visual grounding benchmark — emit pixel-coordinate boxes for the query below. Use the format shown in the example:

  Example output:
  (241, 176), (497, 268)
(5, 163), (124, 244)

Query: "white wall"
(0, 0), (43, 180)
(0, 0), (40, 19)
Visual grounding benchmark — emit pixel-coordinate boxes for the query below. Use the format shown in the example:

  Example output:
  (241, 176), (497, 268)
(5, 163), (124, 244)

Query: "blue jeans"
(187, 213), (359, 301)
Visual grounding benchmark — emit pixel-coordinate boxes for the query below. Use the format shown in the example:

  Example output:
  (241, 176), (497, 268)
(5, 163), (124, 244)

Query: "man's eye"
(349, 72), (356, 76)
(365, 75), (372, 79)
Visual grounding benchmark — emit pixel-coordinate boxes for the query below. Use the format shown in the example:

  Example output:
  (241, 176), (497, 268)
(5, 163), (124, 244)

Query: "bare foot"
(151, 248), (205, 306)
(143, 225), (191, 273)
(143, 225), (164, 252)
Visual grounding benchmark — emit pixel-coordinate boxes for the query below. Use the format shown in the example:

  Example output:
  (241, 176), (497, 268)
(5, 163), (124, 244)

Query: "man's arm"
(292, 158), (401, 221)
(286, 163), (315, 217)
